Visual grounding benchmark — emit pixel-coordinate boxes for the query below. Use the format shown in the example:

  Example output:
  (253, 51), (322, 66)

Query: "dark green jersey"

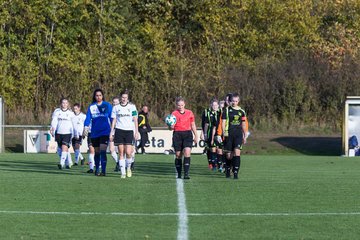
(211, 109), (222, 135)
(221, 106), (246, 133)
(203, 109), (220, 136)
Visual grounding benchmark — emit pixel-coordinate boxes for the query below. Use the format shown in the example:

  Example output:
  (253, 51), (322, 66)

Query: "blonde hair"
(175, 96), (185, 104)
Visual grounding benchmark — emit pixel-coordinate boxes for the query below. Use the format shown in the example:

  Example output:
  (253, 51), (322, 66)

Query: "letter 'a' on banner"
(343, 96), (360, 157)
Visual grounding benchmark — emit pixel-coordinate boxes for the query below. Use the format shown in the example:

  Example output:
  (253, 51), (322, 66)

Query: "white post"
(0, 97), (4, 153)
(343, 96), (360, 157)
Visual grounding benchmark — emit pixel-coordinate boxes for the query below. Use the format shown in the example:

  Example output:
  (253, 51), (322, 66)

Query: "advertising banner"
(24, 129), (207, 154)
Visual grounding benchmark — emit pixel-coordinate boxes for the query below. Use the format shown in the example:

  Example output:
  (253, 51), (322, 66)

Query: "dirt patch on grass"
(243, 132), (342, 156)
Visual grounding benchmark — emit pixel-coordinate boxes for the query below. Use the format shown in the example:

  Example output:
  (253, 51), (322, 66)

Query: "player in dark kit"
(221, 93), (247, 179)
(170, 97), (198, 179)
(137, 105), (152, 154)
(203, 98), (220, 171)
(201, 105), (212, 168)
(214, 94), (232, 172)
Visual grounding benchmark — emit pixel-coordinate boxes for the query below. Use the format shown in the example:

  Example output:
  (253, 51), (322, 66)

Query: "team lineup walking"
(50, 91), (248, 179)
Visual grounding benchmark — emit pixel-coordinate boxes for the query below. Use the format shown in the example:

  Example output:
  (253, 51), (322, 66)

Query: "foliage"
(1, 0), (360, 129)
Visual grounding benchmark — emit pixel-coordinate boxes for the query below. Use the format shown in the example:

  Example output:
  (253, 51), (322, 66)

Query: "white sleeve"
(78, 114), (86, 136)
(50, 109), (58, 130)
(71, 117), (78, 137)
(111, 106), (117, 119)
(70, 112), (76, 138)
(132, 105), (138, 116)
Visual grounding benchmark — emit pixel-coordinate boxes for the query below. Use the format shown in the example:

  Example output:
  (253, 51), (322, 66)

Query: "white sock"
(67, 152), (73, 166)
(111, 151), (118, 163)
(60, 152), (67, 167)
(119, 159), (126, 175)
(89, 153), (95, 169)
(79, 152), (84, 160)
(126, 158), (132, 169)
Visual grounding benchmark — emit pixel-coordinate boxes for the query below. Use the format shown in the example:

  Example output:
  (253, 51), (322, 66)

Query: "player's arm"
(132, 106), (139, 140)
(83, 107), (92, 137)
(78, 115), (85, 138)
(108, 103), (113, 124)
(70, 113), (76, 139)
(138, 114), (144, 128)
(133, 116), (139, 140)
(201, 122), (210, 141)
(146, 115), (152, 132)
(241, 116), (247, 145)
(190, 112), (198, 144)
(109, 106), (116, 141)
(50, 110), (58, 137)
(191, 121), (198, 144)
(211, 125), (216, 145)
(221, 119), (227, 137)
(216, 118), (222, 136)
(221, 109), (227, 137)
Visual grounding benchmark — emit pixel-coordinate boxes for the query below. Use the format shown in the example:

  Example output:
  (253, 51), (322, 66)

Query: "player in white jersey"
(50, 98), (75, 169)
(110, 90), (139, 178)
(109, 96), (120, 172)
(71, 103), (86, 165)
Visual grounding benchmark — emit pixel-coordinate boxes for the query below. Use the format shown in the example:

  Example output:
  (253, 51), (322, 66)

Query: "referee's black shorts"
(172, 130), (193, 152)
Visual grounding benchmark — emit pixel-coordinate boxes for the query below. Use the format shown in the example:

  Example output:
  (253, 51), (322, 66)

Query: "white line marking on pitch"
(176, 178), (189, 240)
(1, 210), (360, 217)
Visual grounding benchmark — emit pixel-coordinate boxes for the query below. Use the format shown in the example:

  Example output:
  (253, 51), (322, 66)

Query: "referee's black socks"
(184, 157), (191, 177)
(175, 158), (182, 178)
(225, 157), (232, 178)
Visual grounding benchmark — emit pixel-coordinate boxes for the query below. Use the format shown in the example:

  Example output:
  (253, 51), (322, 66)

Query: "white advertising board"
(24, 129), (207, 154)
(343, 97), (360, 156)
(24, 130), (89, 153)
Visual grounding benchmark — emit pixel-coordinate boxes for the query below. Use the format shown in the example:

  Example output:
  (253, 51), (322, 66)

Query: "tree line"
(1, 0), (360, 130)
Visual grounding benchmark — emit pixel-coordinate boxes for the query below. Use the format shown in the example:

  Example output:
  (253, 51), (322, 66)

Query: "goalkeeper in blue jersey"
(83, 89), (113, 176)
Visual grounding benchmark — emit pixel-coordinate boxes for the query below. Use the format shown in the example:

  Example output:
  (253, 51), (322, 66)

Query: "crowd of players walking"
(50, 89), (248, 180)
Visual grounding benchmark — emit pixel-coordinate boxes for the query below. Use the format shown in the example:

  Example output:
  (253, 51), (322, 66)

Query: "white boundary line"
(176, 178), (189, 240)
(1, 210), (360, 217)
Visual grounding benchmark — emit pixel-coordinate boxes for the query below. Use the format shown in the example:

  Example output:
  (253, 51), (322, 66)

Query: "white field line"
(176, 177), (189, 240)
(1, 210), (360, 217)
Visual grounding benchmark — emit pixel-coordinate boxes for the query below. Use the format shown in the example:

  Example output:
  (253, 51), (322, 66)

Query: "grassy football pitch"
(1, 153), (360, 239)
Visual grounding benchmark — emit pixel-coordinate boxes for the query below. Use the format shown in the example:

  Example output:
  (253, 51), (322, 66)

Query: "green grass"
(1, 153), (360, 239)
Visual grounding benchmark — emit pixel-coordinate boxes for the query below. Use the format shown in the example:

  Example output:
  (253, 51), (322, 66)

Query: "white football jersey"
(51, 108), (75, 134)
(72, 112), (86, 138)
(111, 103), (138, 131)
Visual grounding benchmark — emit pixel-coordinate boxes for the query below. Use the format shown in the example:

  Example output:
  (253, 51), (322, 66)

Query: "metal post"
(0, 97), (4, 153)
